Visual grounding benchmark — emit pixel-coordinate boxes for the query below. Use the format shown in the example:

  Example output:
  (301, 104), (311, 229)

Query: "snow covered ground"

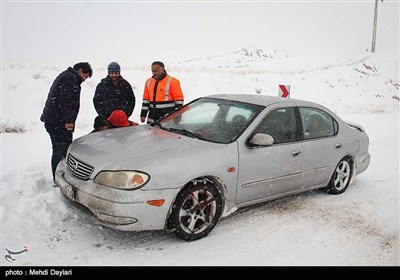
(1, 48), (399, 266)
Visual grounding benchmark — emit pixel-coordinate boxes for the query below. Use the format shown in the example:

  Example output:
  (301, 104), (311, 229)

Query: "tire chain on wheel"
(324, 157), (352, 195)
(166, 183), (223, 241)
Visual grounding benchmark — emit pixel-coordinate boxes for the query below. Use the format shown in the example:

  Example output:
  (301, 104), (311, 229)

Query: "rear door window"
(299, 107), (337, 140)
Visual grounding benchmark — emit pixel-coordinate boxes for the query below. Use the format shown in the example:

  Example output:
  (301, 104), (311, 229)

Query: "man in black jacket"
(93, 62), (135, 119)
(40, 62), (93, 181)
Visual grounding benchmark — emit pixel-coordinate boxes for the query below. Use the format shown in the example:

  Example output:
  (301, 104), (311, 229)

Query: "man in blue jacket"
(93, 62), (135, 119)
(40, 62), (93, 182)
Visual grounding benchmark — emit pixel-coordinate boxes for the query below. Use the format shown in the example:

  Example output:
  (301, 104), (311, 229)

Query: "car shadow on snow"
(219, 189), (330, 225)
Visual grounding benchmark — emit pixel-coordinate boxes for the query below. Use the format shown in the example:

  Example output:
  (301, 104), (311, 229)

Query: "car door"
(298, 107), (342, 188)
(236, 107), (303, 204)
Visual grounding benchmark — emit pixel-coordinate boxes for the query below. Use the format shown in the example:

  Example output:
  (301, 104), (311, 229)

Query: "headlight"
(93, 170), (149, 190)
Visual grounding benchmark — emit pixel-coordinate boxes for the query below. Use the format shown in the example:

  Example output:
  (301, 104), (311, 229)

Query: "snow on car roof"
(205, 93), (316, 108)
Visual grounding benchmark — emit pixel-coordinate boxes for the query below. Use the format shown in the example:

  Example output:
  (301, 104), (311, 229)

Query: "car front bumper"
(55, 160), (178, 231)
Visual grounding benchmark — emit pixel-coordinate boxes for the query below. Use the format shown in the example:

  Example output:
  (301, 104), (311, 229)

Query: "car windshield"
(158, 97), (264, 144)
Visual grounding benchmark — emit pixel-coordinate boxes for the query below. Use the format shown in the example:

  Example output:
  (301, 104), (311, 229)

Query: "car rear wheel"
(325, 158), (352, 194)
(167, 182), (223, 241)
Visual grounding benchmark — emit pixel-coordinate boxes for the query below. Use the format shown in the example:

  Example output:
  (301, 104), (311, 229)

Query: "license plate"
(65, 185), (75, 201)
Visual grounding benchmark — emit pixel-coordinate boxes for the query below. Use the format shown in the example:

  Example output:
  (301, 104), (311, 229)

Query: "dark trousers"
(148, 108), (174, 124)
(44, 123), (72, 181)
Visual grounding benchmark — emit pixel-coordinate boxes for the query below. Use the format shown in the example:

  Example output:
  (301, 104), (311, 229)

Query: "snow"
(1, 0), (400, 268)
(1, 46), (399, 266)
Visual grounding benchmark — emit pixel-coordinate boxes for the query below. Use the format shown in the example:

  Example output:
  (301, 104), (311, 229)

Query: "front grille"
(67, 153), (94, 180)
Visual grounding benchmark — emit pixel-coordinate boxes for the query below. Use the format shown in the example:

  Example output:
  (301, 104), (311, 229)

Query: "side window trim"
(294, 107), (304, 141)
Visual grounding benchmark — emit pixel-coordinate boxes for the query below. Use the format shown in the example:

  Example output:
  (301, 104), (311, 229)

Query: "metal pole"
(371, 0), (379, 53)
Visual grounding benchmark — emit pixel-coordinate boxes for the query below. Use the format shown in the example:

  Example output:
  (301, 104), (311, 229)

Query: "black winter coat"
(40, 67), (83, 126)
(93, 76), (135, 119)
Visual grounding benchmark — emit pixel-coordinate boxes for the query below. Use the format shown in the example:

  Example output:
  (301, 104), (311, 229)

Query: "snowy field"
(1, 48), (399, 266)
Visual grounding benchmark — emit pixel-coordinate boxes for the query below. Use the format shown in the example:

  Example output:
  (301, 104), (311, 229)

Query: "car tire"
(324, 157), (352, 195)
(167, 182), (223, 241)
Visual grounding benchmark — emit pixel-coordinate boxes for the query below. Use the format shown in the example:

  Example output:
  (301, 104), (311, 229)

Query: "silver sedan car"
(55, 94), (370, 241)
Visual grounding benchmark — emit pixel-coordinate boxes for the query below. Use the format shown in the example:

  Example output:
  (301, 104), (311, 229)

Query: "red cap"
(107, 110), (130, 127)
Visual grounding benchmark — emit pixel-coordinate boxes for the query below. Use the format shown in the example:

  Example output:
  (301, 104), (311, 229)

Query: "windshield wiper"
(167, 127), (209, 141)
(150, 122), (162, 128)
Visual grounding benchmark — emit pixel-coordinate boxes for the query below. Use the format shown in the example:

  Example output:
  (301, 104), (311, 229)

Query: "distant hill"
(1, 47), (398, 132)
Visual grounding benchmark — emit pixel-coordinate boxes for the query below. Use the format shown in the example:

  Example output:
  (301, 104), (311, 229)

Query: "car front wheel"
(325, 158), (352, 194)
(167, 182), (223, 241)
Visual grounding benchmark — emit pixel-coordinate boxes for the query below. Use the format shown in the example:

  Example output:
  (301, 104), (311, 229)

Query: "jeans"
(44, 123), (73, 181)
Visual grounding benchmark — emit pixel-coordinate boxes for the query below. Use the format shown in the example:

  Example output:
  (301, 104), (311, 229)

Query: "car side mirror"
(249, 133), (274, 146)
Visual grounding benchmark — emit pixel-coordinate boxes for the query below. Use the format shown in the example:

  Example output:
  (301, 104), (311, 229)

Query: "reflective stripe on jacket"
(140, 74), (184, 123)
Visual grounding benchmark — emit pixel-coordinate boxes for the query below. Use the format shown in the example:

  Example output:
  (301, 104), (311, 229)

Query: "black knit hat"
(108, 61), (120, 73)
(94, 115), (109, 129)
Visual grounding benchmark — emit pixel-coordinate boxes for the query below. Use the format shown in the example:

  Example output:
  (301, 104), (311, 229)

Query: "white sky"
(1, 0), (399, 63)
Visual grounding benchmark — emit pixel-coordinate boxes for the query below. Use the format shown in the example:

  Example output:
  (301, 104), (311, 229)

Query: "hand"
(65, 123), (74, 131)
(140, 117), (146, 123)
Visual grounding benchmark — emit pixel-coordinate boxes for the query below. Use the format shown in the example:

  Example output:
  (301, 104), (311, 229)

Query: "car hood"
(68, 125), (224, 176)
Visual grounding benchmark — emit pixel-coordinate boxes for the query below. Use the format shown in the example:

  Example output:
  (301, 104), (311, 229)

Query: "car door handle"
(335, 143), (342, 149)
(291, 150), (302, 157)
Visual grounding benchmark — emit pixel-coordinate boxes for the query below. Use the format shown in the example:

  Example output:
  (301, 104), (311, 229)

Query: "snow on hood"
(68, 125), (221, 176)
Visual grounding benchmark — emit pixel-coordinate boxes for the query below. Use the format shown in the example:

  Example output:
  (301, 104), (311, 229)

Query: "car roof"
(204, 94), (318, 108)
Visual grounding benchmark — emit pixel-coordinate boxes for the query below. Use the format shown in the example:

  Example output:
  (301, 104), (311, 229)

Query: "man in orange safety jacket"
(140, 61), (184, 124)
